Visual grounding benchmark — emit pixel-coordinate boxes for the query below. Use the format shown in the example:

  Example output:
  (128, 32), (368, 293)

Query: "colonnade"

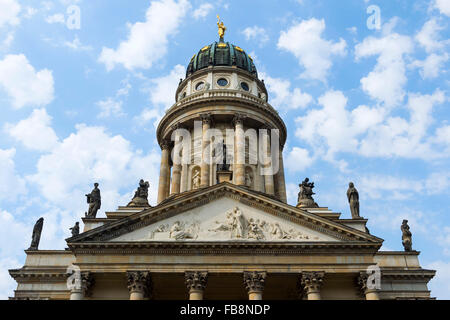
(69, 271), (379, 300)
(156, 113), (287, 204)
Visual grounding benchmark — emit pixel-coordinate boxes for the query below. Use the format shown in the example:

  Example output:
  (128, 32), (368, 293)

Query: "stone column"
(185, 271), (208, 300)
(171, 125), (183, 195)
(69, 272), (94, 300)
(275, 146), (287, 203)
(233, 114), (246, 186)
(127, 271), (152, 300)
(200, 113), (211, 188)
(243, 271), (267, 300)
(300, 272), (324, 300)
(157, 140), (171, 204)
(358, 272), (380, 300)
(261, 125), (274, 195)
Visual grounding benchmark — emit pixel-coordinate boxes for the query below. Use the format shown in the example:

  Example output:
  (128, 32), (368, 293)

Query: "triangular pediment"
(67, 183), (382, 246)
(110, 197), (337, 242)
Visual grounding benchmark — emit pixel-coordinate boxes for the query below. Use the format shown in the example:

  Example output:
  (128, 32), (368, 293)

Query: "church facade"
(9, 22), (435, 300)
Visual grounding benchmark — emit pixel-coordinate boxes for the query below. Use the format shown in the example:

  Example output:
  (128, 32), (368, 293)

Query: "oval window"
(195, 82), (205, 91)
(217, 78), (228, 86)
(240, 82), (250, 91)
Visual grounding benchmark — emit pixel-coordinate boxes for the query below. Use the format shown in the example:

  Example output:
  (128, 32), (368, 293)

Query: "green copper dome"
(186, 42), (258, 77)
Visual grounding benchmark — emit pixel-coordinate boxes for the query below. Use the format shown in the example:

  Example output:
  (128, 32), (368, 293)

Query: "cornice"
(68, 241), (381, 255)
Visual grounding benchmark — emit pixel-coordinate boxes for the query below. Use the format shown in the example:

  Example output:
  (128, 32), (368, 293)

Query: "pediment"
(68, 183), (382, 245)
(110, 197), (337, 242)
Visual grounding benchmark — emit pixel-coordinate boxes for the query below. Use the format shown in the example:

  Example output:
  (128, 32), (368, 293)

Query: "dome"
(186, 42), (258, 78)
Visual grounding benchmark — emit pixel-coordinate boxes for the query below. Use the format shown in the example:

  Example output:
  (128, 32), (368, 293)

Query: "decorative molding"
(185, 271), (208, 293)
(243, 271), (266, 294)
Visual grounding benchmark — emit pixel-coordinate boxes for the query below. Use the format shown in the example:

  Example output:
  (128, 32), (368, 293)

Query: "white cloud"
(434, 0), (450, 17)
(0, 54), (54, 109)
(284, 147), (314, 172)
(136, 64), (185, 127)
(63, 36), (92, 51)
(277, 18), (346, 82)
(45, 13), (65, 24)
(0, 149), (26, 202)
(355, 24), (413, 106)
(410, 19), (449, 80)
(99, 0), (190, 71)
(261, 73), (313, 110)
(193, 3), (213, 20)
(359, 90), (445, 159)
(0, 0), (21, 28)
(295, 90), (384, 161)
(424, 261), (450, 299)
(242, 26), (269, 45)
(97, 98), (125, 119)
(27, 124), (161, 210)
(5, 108), (59, 152)
(410, 53), (449, 79)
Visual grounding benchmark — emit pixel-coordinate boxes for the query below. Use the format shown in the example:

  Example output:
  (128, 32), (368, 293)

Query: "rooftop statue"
(401, 219), (413, 251)
(70, 222), (80, 237)
(347, 182), (361, 219)
(85, 183), (101, 218)
(128, 179), (151, 207)
(297, 178), (318, 208)
(217, 14), (226, 41)
(28, 217), (44, 250)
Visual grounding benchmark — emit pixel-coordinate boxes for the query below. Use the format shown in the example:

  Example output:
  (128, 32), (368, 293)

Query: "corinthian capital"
(126, 271), (152, 297)
(160, 139), (171, 150)
(200, 113), (212, 125)
(185, 271), (208, 293)
(243, 271), (267, 294)
(232, 113), (247, 126)
(300, 271), (324, 294)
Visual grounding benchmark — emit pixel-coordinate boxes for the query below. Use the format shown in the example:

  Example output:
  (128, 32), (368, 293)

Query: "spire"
(217, 14), (226, 43)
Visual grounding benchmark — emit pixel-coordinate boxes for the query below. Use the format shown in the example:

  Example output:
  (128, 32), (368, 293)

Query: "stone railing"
(166, 89), (278, 115)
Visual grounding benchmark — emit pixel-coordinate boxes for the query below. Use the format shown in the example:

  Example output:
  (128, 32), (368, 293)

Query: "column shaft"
(157, 142), (170, 203)
(69, 290), (84, 300)
(275, 148), (287, 203)
(234, 115), (246, 186)
(200, 114), (211, 188)
(262, 130), (275, 195)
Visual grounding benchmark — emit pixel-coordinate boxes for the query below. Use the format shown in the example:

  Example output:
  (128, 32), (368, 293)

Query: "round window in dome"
(195, 82), (205, 91)
(217, 78), (228, 87)
(240, 82), (250, 91)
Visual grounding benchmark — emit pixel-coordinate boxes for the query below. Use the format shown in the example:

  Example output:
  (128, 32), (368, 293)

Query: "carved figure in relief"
(247, 218), (265, 240)
(231, 207), (245, 238)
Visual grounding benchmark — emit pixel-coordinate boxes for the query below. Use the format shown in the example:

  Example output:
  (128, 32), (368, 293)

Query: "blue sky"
(0, 0), (449, 299)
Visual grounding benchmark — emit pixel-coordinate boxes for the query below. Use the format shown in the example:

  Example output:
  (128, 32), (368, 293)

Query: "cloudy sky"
(0, 0), (449, 299)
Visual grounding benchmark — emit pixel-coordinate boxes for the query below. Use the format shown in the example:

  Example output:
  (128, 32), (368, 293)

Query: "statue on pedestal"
(127, 179), (151, 207)
(28, 217), (44, 250)
(85, 183), (101, 218)
(347, 182), (361, 219)
(401, 219), (412, 251)
(297, 178), (318, 208)
(217, 140), (230, 172)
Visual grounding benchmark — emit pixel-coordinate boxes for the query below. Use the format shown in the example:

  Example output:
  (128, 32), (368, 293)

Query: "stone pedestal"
(217, 170), (233, 183)
(243, 271), (266, 300)
(300, 272), (324, 300)
(185, 271), (208, 300)
(127, 271), (151, 300)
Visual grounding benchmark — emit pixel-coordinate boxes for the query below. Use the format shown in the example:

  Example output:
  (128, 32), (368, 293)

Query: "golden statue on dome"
(217, 14), (226, 41)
